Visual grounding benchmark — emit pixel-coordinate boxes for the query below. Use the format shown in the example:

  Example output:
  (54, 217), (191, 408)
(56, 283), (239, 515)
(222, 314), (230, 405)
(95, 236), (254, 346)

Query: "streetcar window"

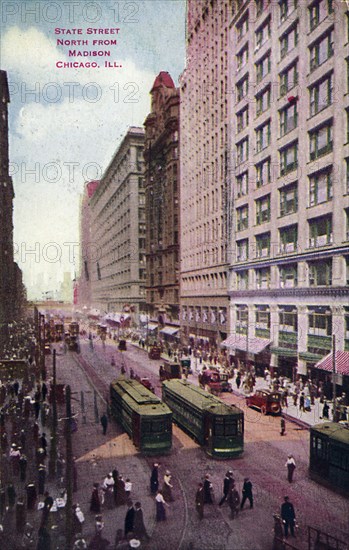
(214, 420), (224, 436)
(151, 421), (165, 433)
(225, 422), (237, 436)
(142, 423), (151, 433)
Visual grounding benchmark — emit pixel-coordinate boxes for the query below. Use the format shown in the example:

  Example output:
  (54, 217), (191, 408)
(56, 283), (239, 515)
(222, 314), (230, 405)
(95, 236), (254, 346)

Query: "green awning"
(298, 351), (324, 362)
(270, 347), (298, 357)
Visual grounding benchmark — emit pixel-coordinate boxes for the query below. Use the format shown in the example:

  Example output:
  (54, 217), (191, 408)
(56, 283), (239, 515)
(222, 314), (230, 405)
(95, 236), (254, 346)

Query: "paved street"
(44, 338), (349, 550)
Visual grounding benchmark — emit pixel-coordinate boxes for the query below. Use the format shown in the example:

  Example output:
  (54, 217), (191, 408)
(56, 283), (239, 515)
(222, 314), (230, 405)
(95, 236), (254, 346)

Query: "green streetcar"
(110, 377), (172, 455)
(309, 422), (349, 495)
(162, 379), (244, 459)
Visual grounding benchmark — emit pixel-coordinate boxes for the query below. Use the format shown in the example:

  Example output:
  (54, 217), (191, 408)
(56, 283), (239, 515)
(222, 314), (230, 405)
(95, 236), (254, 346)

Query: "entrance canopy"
(315, 351), (349, 376)
(221, 335), (272, 354)
(160, 326), (180, 336)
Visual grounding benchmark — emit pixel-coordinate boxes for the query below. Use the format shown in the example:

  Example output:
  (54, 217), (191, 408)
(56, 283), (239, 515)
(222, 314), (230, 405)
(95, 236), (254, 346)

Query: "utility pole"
(65, 385), (73, 550)
(49, 349), (57, 478)
(332, 334), (337, 422)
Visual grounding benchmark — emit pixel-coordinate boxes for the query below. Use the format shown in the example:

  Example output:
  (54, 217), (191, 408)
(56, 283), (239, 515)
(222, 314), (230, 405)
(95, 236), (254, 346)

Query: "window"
(256, 0), (270, 17)
(256, 232), (271, 257)
(256, 195), (271, 225)
(256, 120), (271, 152)
(280, 61), (298, 96)
(279, 264), (298, 288)
(237, 205), (249, 231)
(280, 141), (298, 175)
(280, 25), (298, 59)
(346, 158), (349, 194)
(236, 76), (249, 102)
(280, 182), (298, 216)
(256, 52), (271, 83)
(237, 271), (249, 290)
(256, 267), (270, 289)
(308, 306), (332, 335)
(280, 103), (297, 136)
(237, 304), (248, 332)
(345, 209), (349, 241)
(256, 157), (271, 187)
(309, 0), (333, 32)
(308, 215), (332, 247)
(309, 122), (333, 160)
(310, 73), (333, 116)
(237, 14), (249, 41)
(310, 30), (334, 71)
(255, 17), (271, 49)
(309, 170), (332, 206)
(280, 0), (298, 23)
(237, 171), (248, 197)
(237, 44), (249, 70)
(237, 138), (249, 164)
(237, 239), (249, 261)
(279, 305), (298, 331)
(255, 305), (270, 328)
(279, 224), (298, 253)
(237, 107), (249, 132)
(256, 86), (271, 116)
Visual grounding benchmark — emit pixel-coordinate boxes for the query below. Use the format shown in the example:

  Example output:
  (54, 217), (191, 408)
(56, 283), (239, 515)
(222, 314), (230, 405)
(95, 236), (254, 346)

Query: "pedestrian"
(33, 400), (40, 420)
(115, 475), (127, 507)
(102, 473), (115, 510)
(285, 454), (296, 483)
(73, 534), (88, 550)
(10, 443), (21, 475)
(162, 470), (174, 502)
(281, 496), (296, 538)
(41, 382), (48, 401)
(7, 483), (16, 509)
(155, 491), (168, 522)
(236, 372), (241, 390)
(150, 463), (159, 495)
(100, 414), (108, 435)
(20, 429), (26, 451)
(38, 464), (46, 495)
(240, 477), (253, 510)
(125, 478), (132, 498)
(133, 502), (149, 541)
(26, 482), (37, 511)
(0, 486), (5, 518)
(304, 395), (311, 411)
(95, 514), (104, 535)
(124, 500), (135, 537)
(280, 417), (286, 436)
(72, 504), (85, 537)
(16, 497), (26, 533)
(40, 433), (48, 456)
(203, 474), (214, 504)
(195, 482), (205, 520)
(19, 453), (28, 481)
(322, 400), (329, 419)
(299, 392), (305, 412)
(228, 483), (240, 519)
(41, 491), (54, 528)
(218, 470), (233, 506)
(90, 483), (101, 514)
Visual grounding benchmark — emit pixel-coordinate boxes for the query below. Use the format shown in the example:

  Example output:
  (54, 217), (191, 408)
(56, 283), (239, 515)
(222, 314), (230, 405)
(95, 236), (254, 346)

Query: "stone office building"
(88, 127), (146, 317)
(144, 72), (180, 334)
(225, 0), (349, 383)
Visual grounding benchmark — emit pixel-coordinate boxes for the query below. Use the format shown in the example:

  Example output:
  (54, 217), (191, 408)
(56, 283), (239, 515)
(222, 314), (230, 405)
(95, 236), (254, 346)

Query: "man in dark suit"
(218, 470), (234, 506)
(124, 500), (135, 537)
(281, 496), (296, 537)
(240, 477), (253, 510)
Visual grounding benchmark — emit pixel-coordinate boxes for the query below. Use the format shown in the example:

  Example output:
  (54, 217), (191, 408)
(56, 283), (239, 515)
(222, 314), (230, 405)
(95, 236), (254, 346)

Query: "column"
(331, 305), (345, 351)
(270, 304), (279, 369)
(297, 305), (308, 376)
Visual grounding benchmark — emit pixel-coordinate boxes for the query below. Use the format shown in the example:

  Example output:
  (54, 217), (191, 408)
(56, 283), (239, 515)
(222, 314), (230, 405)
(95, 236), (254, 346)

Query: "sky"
(0, 0), (186, 298)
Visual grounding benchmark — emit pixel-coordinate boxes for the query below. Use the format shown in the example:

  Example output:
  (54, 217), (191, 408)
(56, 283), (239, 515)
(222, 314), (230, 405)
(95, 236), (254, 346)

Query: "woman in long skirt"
(155, 491), (168, 521)
(90, 483), (101, 513)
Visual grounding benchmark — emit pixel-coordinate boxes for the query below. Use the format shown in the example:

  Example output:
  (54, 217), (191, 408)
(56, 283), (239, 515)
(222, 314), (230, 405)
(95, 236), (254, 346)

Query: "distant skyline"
(0, 0), (186, 299)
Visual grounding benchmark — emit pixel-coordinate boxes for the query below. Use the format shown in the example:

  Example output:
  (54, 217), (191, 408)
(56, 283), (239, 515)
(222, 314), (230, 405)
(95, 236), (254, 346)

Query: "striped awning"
(315, 351), (349, 376)
(221, 335), (272, 354)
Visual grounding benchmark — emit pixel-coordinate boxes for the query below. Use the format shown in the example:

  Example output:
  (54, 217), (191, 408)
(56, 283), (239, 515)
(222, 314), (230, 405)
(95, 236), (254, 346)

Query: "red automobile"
(246, 389), (282, 415)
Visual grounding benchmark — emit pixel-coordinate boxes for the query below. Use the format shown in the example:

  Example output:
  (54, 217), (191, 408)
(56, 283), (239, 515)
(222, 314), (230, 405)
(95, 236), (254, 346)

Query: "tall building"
(180, 1), (231, 347)
(0, 70), (24, 341)
(77, 180), (100, 308)
(89, 127), (146, 316)
(144, 71), (180, 327)
(226, 0), (349, 382)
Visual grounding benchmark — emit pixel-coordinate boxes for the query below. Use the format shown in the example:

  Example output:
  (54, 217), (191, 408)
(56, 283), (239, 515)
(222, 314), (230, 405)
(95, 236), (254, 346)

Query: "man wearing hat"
(218, 471), (234, 507)
(240, 477), (253, 510)
(281, 496), (296, 538)
(285, 454), (296, 483)
(150, 463), (159, 495)
(124, 500), (135, 537)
